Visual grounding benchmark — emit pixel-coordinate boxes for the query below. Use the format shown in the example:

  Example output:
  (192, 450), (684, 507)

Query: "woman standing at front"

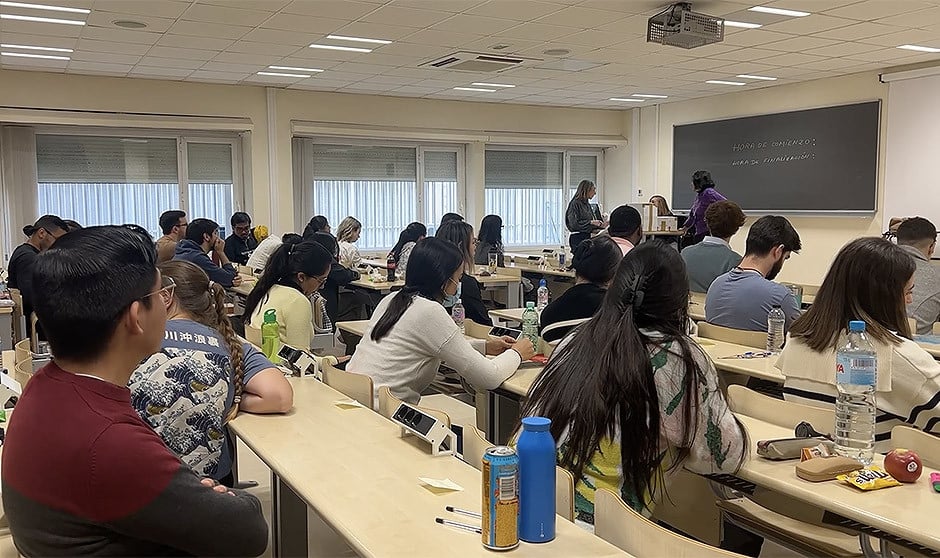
(565, 180), (605, 251)
(684, 170), (726, 248)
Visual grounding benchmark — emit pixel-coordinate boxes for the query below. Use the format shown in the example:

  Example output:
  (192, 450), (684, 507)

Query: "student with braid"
(130, 261), (293, 486)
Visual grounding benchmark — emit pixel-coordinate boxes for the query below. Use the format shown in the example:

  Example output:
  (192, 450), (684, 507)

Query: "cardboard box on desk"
(628, 203), (656, 232)
(656, 216), (678, 231)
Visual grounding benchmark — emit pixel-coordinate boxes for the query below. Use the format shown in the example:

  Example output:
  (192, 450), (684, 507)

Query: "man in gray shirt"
(897, 217), (940, 335)
(706, 215), (802, 332)
(682, 200), (746, 293)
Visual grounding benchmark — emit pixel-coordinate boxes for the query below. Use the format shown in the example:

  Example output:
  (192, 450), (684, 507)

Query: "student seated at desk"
(539, 236), (621, 342)
(776, 237), (940, 449)
(347, 238), (535, 406)
(388, 222), (426, 278)
(156, 210), (187, 263)
(173, 218), (241, 289)
(310, 232), (370, 323)
(608, 205), (643, 256)
(223, 211), (258, 266)
(130, 261), (293, 486)
(896, 217), (940, 335)
(8, 214), (69, 338)
(246, 232), (292, 273)
(437, 221), (493, 326)
(474, 214), (506, 267)
(337, 216), (363, 269)
(522, 241), (745, 529)
(302, 214), (330, 238)
(681, 200), (746, 293)
(2, 226), (267, 557)
(706, 215), (801, 332)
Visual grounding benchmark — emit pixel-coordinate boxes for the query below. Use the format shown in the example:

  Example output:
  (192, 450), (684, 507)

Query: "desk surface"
(504, 262), (575, 279)
(643, 229), (684, 236)
(733, 414), (940, 552)
(337, 320), (370, 338)
(230, 378), (631, 558)
(352, 274), (520, 293)
(490, 308), (525, 323)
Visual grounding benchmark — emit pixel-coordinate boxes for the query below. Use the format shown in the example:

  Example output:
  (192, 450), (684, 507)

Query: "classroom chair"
(538, 318), (590, 358)
(697, 323), (768, 350)
(322, 361), (374, 410)
(13, 338), (30, 369)
(376, 386), (450, 428)
(14, 358), (33, 390)
(595, 487), (746, 558)
(8, 289), (24, 344)
(727, 384), (833, 431)
(244, 324), (261, 346)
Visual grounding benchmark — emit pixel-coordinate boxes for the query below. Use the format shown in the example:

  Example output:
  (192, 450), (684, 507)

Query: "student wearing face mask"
(346, 238), (536, 407)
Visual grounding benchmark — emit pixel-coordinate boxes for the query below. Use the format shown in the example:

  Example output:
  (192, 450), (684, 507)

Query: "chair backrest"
(799, 284), (820, 297)
(697, 322), (767, 349)
(539, 318), (590, 357)
(461, 424), (493, 471)
(377, 386), (451, 427)
(14, 339), (31, 367)
(14, 358), (33, 389)
(245, 324), (262, 346)
(908, 318), (918, 334)
(464, 319), (492, 340)
(594, 487), (745, 558)
(891, 425), (940, 468)
(555, 466), (575, 523)
(8, 288), (24, 343)
(322, 361), (374, 410)
(728, 385), (835, 433)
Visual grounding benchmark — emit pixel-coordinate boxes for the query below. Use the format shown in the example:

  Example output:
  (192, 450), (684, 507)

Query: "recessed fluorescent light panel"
(257, 71), (310, 78)
(308, 44), (372, 53)
(737, 74), (777, 80)
(1, 51), (69, 60)
(0, 13), (84, 24)
(632, 93), (668, 98)
(268, 65), (323, 73)
(748, 6), (810, 17)
(326, 34), (392, 45)
(471, 82), (514, 88)
(0, 1), (89, 13)
(898, 44), (940, 53)
(609, 98), (645, 102)
(706, 80), (746, 85)
(0, 43), (72, 52)
(454, 87), (496, 92)
(723, 20), (762, 29)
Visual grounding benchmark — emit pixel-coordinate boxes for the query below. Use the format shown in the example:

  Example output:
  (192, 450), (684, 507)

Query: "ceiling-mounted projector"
(647, 2), (724, 49)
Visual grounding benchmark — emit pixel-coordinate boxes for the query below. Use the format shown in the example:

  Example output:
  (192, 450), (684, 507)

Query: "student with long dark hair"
(565, 180), (604, 251)
(436, 220), (492, 326)
(683, 170), (727, 247)
(474, 214), (505, 267)
(347, 238), (535, 405)
(388, 222), (427, 277)
(130, 261), (293, 485)
(244, 236), (337, 353)
(777, 237), (940, 448)
(302, 215), (330, 239)
(310, 231), (370, 323)
(521, 241), (746, 528)
(539, 236), (621, 342)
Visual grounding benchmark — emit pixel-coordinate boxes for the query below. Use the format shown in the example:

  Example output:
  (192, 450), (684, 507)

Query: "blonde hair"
(336, 216), (362, 243)
(158, 260), (245, 422)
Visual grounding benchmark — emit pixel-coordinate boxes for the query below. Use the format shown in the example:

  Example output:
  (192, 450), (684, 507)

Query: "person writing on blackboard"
(566, 180), (606, 251)
(683, 170), (726, 248)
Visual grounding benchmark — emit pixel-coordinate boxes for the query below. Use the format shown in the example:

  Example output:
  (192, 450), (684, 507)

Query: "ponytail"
(243, 236), (302, 319)
(210, 282), (244, 422)
(371, 288), (418, 342)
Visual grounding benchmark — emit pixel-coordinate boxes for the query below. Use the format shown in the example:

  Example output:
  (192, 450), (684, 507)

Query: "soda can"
(482, 446), (519, 550)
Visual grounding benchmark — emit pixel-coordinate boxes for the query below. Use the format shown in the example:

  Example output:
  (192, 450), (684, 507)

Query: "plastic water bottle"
(766, 305), (785, 353)
(517, 416), (556, 543)
(536, 280), (549, 312)
(835, 320), (877, 465)
(522, 302), (539, 347)
(452, 299), (465, 333)
(558, 246), (566, 268)
(261, 309), (281, 362)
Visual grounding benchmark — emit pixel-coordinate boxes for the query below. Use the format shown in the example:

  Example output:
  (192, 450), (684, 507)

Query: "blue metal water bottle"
(517, 416), (556, 543)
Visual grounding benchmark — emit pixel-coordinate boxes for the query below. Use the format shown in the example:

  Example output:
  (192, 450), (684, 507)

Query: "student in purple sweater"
(684, 170), (727, 248)
(2, 226), (267, 557)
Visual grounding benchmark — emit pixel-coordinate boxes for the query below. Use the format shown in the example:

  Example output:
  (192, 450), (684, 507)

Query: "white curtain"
(0, 126), (38, 261)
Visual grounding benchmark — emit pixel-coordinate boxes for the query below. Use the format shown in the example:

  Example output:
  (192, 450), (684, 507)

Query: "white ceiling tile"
(240, 28), (317, 46)
(85, 11), (176, 33)
(362, 52), (416, 66)
(200, 60), (268, 73)
(355, 74), (417, 85)
(391, 0), (487, 12)
(464, 0), (565, 21)
(379, 65), (451, 78)
(2, 58), (68, 70)
(166, 20), (251, 40)
(766, 0), (866, 11)
(68, 60), (133, 73)
(259, 13), (347, 34)
(93, 0), (191, 19)
(458, 36), (543, 53)
(796, 57), (868, 72)
(765, 14), (857, 35)
(494, 22), (580, 41)
(359, 6), (455, 28)
(534, 6), (629, 28)
(146, 46), (219, 61)
(287, 47), (377, 62)
(74, 38), (151, 55)
(801, 41), (884, 58)
(136, 56), (205, 70)
(761, 35), (843, 52)
(719, 29), (792, 47)
(594, 13), (653, 35)
(212, 51), (279, 65)
(155, 34), (235, 51)
(429, 14), (519, 34)
(1, 19), (83, 39)
(330, 22), (418, 40)
(71, 50), (140, 65)
(514, 41), (594, 57)
(328, 61), (399, 75)
(224, 41), (302, 56)
(280, 0), (378, 19)
(812, 21), (905, 41)
(197, 0), (291, 9)
(670, 57), (738, 71)
(270, 56), (341, 69)
(844, 46), (934, 62)
(560, 30), (630, 48)
(824, 0), (934, 21)
(181, 4), (276, 27)
(859, 29), (940, 48)
(876, 6), (940, 28)
(128, 66), (193, 78)
(0, 33), (77, 50)
(79, 27), (160, 44)
(755, 51), (829, 67)
(399, 29), (484, 48)
(185, 70), (244, 83)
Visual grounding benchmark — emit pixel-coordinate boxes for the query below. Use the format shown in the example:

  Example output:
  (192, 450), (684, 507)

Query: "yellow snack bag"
(837, 466), (901, 491)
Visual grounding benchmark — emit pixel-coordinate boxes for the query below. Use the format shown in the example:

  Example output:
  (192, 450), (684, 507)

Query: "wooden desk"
(229, 274), (258, 297)
(360, 258), (388, 268)
(711, 414), (940, 555)
(643, 230), (685, 237)
(694, 338), (783, 384)
(490, 308), (525, 325)
(337, 320), (370, 338)
(353, 274), (522, 308)
(230, 378), (632, 558)
(504, 262), (575, 279)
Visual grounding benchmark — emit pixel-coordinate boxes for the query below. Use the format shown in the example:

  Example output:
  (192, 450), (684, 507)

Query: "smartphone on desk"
(489, 326), (523, 340)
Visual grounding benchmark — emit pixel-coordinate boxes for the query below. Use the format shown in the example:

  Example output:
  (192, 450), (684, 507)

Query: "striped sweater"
(776, 334), (940, 451)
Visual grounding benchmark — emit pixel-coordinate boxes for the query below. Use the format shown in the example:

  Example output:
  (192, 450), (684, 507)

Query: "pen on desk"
(445, 505), (482, 519)
(436, 517), (482, 534)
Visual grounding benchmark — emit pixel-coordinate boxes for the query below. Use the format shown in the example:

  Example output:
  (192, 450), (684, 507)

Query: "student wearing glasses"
(156, 210), (188, 263)
(224, 212), (258, 266)
(243, 236), (337, 354)
(8, 215), (69, 337)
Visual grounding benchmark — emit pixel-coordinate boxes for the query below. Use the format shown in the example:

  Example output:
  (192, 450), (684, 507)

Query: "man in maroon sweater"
(1, 226), (268, 556)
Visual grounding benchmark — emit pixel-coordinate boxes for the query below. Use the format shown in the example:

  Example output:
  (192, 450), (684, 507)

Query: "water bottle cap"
(263, 309), (277, 323)
(522, 417), (551, 432)
(848, 320), (866, 332)
(526, 301), (535, 309)
(539, 279), (547, 287)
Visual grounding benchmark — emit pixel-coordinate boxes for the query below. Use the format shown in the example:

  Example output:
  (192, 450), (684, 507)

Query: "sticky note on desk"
(419, 477), (464, 493)
(334, 399), (366, 409)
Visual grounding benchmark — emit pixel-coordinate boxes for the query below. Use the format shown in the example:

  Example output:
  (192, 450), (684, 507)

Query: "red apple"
(884, 448), (923, 482)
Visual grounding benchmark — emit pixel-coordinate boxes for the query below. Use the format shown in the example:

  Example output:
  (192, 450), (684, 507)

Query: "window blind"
(485, 150), (563, 189)
(187, 142), (233, 183)
(423, 151), (457, 181)
(36, 135), (178, 183)
(312, 144), (416, 181)
(570, 154), (598, 188)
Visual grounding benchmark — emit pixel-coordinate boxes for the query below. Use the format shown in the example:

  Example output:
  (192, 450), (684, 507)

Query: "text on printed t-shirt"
(165, 330), (221, 347)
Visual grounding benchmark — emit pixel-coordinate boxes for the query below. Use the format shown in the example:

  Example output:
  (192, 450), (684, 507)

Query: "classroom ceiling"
(1, 0), (940, 109)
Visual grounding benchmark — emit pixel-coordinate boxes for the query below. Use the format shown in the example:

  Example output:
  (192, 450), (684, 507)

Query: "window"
(297, 140), (463, 251)
(485, 149), (602, 246)
(36, 134), (241, 239)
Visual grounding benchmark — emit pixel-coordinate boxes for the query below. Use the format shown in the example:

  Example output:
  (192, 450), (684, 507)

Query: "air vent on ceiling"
(423, 52), (538, 73)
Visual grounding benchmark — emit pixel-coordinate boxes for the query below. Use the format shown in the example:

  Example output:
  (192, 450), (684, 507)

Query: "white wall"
(634, 72), (890, 285)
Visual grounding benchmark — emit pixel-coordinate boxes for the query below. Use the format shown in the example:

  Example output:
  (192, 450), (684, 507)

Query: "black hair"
(608, 205), (642, 238)
(281, 233), (302, 243)
(243, 237), (334, 319)
(185, 218), (219, 244)
(303, 215), (330, 239)
(478, 215), (503, 248)
(692, 170), (715, 192)
(32, 226), (158, 362)
(440, 212), (464, 225)
(390, 222), (427, 262)
(63, 219), (83, 232)
(436, 220), (474, 268)
(121, 223), (154, 243)
(159, 210), (186, 235)
(230, 212), (251, 227)
(896, 217), (937, 246)
(744, 215), (802, 257)
(371, 238), (463, 342)
(310, 231), (340, 260)
(24, 214), (68, 237)
(521, 241), (743, 512)
(572, 236), (622, 284)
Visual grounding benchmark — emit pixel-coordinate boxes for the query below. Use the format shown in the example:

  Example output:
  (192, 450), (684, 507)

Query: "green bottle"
(261, 309), (281, 362)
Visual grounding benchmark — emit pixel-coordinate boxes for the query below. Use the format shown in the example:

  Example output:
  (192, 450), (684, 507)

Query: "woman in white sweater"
(776, 237), (940, 450)
(347, 237), (535, 405)
(336, 216), (363, 269)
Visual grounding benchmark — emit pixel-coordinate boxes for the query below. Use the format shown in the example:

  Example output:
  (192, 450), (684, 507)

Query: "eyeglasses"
(234, 224), (251, 232)
(143, 277), (176, 305)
